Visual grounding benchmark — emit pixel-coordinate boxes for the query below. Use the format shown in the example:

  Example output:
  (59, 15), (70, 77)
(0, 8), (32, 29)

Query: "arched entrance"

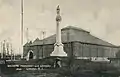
(27, 50), (33, 61)
(29, 51), (33, 59)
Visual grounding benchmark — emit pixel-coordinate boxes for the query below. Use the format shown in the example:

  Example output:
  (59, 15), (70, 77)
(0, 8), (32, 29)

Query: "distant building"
(23, 26), (119, 59)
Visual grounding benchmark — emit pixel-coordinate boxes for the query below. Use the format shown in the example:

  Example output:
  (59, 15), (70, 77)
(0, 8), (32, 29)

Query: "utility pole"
(26, 28), (29, 43)
(3, 40), (6, 58)
(21, 0), (24, 59)
(10, 43), (13, 61)
(41, 31), (46, 58)
(13, 52), (15, 60)
(6, 42), (9, 56)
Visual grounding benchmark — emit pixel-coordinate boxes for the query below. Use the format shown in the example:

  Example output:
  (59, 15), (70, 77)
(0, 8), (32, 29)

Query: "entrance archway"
(27, 50), (33, 61)
(29, 51), (33, 59)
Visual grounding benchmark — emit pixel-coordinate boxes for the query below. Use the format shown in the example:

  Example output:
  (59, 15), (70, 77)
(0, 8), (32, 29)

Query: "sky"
(0, 0), (120, 54)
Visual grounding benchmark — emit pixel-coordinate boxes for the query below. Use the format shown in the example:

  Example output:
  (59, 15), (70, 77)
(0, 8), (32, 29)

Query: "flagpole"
(21, 0), (24, 59)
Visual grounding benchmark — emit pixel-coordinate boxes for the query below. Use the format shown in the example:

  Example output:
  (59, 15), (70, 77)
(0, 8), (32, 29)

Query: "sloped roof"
(31, 26), (116, 47)
(30, 38), (42, 46)
(61, 26), (90, 33)
(23, 41), (32, 47)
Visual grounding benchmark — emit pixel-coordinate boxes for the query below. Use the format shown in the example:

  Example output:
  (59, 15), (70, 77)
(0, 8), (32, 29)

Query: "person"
(54, 58), (62, 68)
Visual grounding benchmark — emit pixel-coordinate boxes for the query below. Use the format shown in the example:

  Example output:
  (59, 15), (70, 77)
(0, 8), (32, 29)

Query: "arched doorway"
(27, 50), (33, 61)
(29, 51), (33, 59)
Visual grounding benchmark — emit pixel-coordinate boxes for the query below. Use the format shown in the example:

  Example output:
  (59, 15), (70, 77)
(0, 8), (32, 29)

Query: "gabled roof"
(23, 41), (32, 47)
(35, 38), (40, 41)
(30, 26), (116, 47)
(30, 38), (42, 46)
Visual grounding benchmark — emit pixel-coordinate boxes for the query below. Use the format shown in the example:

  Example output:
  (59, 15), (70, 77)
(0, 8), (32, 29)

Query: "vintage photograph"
(0, 0), (120, 77)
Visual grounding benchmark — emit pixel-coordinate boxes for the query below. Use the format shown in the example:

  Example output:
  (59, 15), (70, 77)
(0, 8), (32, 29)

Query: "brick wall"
(23, 41), (118, 59)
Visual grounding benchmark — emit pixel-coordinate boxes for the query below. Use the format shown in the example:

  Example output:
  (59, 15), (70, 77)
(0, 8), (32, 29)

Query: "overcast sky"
(0, 0), (120, 54)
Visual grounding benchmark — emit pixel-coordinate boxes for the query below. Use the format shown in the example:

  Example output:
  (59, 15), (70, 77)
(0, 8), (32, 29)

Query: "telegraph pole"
(21, 0), (24, 58)
(10, 43), (13, 61)
(6, 42), (9, 56)
(26, 28), (29, 43)
(41, 31), (46, 58)
(14, 53), (15, 60)
(3, 40), (6, 58)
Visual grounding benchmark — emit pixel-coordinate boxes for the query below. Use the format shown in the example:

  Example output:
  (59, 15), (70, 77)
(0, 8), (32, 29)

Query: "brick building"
(23, 26), (119, 59)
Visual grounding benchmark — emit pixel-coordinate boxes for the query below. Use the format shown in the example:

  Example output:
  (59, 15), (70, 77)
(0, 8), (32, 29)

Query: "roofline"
(25, 26), (116, 48)
(28, 41), (118, 48)
(61, 26), (90, 33)
(77, 41), (118, 48)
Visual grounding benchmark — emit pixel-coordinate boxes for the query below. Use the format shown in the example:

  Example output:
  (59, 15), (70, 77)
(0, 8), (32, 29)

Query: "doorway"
(27, 50), (33, 61)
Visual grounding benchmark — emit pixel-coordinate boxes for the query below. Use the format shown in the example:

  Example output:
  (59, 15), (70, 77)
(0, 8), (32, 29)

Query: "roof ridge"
(62, 26), (90, 33)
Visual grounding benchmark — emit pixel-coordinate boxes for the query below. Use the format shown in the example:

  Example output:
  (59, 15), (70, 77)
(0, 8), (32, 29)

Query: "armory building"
(23, 26), (119, 59)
